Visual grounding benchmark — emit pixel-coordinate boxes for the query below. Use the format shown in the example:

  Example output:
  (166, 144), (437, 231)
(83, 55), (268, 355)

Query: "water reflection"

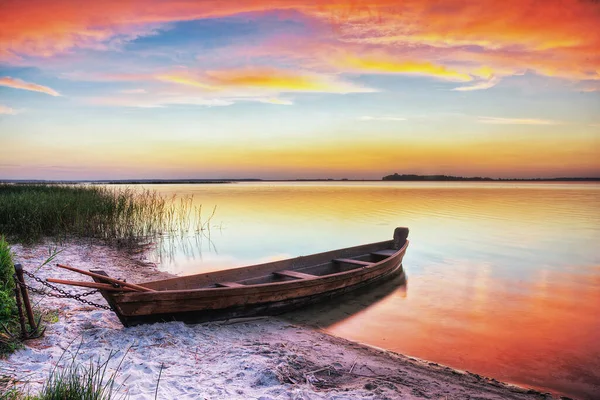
(117, 182), (600, 399)
(323, 260), (600, 399)
(151, 232), (218, 274)
(284, 270), (408, 328)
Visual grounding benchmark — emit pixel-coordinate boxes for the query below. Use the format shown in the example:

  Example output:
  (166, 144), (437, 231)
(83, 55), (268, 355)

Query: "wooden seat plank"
(273, 270), (316, 280)
(333, 258), (374, 266)
(215, 282), (245, 288)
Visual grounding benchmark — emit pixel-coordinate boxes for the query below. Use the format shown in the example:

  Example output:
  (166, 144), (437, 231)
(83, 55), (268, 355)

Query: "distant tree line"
(381, 173), (600, 182)
(382, 173), (493, 181)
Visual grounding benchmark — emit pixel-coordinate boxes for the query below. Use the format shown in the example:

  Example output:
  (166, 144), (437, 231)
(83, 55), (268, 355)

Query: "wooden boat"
(74, 227), (409, 326)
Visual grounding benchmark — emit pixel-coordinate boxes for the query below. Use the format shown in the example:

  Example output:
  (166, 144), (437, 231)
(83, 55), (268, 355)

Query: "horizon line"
(1, 176), (600, 183)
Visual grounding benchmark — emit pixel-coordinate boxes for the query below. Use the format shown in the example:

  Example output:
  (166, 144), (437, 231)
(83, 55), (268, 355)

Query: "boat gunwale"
(139, 239), (395, 288)
(111, 240), (409, 299)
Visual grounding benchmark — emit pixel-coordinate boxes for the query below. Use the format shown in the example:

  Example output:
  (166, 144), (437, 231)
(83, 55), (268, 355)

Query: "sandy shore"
(1, 242), (560, 399)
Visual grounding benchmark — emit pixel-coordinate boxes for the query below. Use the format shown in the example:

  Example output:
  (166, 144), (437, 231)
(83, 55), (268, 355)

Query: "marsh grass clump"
(36, 350), (125, 400)
(1, 346), (128, 400)
(0, 184), (208, 249)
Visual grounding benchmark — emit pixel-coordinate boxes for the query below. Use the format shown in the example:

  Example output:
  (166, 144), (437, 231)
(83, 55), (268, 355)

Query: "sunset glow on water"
(132, 182), (600, 399)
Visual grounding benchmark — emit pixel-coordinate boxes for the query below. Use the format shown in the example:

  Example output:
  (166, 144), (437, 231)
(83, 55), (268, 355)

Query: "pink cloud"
(2, 0), (598, 93)
(0, 76), (60, 96)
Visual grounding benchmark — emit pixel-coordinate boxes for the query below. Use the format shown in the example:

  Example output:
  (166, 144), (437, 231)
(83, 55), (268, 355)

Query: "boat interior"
(137, 239), (405, 291)
(216, 248), (398, 287)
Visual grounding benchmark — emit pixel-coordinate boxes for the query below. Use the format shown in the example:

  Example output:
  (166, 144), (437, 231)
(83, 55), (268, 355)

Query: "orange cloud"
(1, 0), (598, 91)
(158, 68), (375, 93)
(327, 1), (600, 83)
(446, 47), (599, 83)
(83, 67), (373, 108)
(0, 76), (60, 96)
(330, 0), (600, 51)
(3, 1), (598, 54)
(156, 75), (216, 90)
(334, 55), (473, 82)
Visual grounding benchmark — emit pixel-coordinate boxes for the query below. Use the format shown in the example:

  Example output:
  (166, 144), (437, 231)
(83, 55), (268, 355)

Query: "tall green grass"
(0, 184), (202, 248)
(0, 237), (15, 319)
(36, 350), (125, 400)
(0, 236), (18, 356)
(1, 347), (129, 400)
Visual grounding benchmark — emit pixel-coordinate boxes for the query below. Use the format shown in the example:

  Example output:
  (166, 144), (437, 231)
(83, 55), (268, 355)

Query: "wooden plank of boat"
(90, 227), (410, 326)
(273, 270), (316, 280)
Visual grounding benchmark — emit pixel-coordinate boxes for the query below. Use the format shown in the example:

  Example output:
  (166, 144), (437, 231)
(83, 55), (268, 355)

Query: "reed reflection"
(284, 270), (408, 328)
(151, 231), (218, 274)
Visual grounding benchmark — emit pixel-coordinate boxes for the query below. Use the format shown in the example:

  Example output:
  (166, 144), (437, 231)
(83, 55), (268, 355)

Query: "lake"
(131, 182), (600, 399)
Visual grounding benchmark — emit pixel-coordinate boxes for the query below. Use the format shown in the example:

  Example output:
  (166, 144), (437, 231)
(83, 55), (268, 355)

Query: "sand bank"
(1, 242), (558, 399)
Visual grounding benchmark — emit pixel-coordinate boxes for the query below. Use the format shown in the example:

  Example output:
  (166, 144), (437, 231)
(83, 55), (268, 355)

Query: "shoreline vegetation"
(1, 175), (599, 184)
(0, 184), (213, 248)
(0, 236), (18, 357)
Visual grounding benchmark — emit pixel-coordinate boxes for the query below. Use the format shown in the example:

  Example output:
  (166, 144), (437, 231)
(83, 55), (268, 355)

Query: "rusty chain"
(16, 270), (113, 311)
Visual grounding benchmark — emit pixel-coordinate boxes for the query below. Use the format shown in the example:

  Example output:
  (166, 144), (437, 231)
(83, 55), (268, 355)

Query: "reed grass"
(1, 342), (145, 400)
(0, 236), (18, 357)
(0, 346), (128, 400)
(36, 349), (126, 400)
(0, 237), (15, 320)
(0, 184), (211, 249)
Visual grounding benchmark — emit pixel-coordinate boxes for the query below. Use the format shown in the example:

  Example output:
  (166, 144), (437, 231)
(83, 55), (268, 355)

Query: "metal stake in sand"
(12, 272), (27, 339)
(13, 263), (45, 339)
(14, 264), (36, 329)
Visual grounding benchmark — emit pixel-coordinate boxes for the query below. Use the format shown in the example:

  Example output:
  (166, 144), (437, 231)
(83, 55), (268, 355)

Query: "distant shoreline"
(381, 173), (600, 182)
(1, 176), (599, 184)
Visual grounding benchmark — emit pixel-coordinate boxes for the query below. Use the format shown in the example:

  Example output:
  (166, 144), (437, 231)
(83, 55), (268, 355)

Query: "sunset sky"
(1, 0), (599, 180)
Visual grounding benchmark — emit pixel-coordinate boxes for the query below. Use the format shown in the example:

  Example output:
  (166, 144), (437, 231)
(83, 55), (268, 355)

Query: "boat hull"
(113, 264), (404, 326)
(93, 228), (409, 326)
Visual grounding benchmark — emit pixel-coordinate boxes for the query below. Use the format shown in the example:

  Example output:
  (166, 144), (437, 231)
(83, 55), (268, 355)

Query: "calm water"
(131, 182), (599, 399)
